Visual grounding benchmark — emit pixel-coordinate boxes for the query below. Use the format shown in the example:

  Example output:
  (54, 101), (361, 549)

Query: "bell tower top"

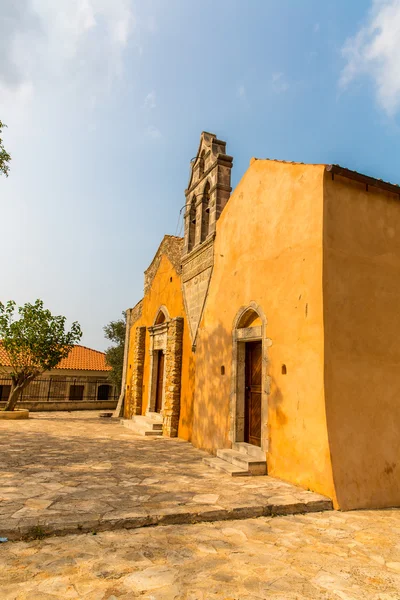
(181, 133), (233, 346)
(183, 132), (233, 256)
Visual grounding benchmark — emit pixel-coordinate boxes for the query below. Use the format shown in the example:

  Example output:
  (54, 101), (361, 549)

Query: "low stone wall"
(0, 401), (117, 412)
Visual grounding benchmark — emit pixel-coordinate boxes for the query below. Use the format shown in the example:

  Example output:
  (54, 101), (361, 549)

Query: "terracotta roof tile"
(0, 344), (111, 372)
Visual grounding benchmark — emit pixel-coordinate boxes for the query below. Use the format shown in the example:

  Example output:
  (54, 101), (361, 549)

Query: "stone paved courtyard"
(2, 509), (400, 599)
(0, 412), (331, 540)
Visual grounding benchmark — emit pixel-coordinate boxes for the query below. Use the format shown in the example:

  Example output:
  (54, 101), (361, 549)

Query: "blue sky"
(1, 0), (400, 350)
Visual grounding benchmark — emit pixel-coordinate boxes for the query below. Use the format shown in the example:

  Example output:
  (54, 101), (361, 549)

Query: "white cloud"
(146, 125), (161, 139)
(144, 90), (156, 109)
(272, 72), (289, 94)
(0, 0), (135, 109)
(340, 0), (400, 116)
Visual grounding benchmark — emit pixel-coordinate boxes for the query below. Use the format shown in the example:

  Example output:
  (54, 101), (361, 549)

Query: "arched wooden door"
(244, 341), (262, 447)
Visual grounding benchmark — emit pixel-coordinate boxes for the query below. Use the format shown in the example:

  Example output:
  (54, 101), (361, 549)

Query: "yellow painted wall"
(323, 173), (400, 510)
(123, 156), (400, 510)
(193, 159), (337, 501)
(124, 254), (195, 440)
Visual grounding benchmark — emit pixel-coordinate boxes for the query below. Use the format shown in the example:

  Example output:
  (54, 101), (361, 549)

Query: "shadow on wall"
(192, 321), (232, 452)
(191, 318), (288, 455)
(266, 375), (286, 456)
(178, 349), (196, 441)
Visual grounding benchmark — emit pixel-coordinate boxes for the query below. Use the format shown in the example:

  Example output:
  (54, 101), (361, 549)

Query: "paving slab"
(0, 411), (331, 540)
(2, 509), (400, 599)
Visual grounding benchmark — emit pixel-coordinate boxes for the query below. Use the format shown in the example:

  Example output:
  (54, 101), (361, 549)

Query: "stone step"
(232, 442), (266, 460)
(145, 421), (163, 431)
(121, 419), (162, 437)
(217, 449), (267, 475)
(202, 456), (249, 477)
(146, 412), (164, 423)
(123, 424), (162, 437)
(132, 419), (162, 433)
(131, 415), (163, 431)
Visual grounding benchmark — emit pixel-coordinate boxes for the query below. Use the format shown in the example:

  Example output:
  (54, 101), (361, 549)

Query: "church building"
(122, 132), (400, 511)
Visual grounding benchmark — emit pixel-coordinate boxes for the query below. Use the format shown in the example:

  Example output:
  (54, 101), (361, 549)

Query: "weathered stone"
(182, 132), (233, 344)
(0, 410), (331, 541)
(3, 510), (400, 598)
(127, 326), (146, 417)
(162, 317), (184, 437)
(144, 236), (183, 296)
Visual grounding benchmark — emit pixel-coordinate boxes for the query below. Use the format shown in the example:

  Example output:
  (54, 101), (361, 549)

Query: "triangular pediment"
(144, 235), (183, 295)
(186, 131), (227, 192)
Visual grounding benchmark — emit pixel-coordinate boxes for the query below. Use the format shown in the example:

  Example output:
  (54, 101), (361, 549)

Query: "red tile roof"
(0, 344), (111, 372)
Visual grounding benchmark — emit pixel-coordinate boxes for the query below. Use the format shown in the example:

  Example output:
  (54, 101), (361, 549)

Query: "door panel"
(155, 351), (165, 413)
(245, 341), (262, 447)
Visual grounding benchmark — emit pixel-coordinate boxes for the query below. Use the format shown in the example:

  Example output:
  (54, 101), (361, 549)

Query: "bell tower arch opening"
(183, 132), (233, 256)
(201, 181), (211, 242)
(188, 196), (196, 252)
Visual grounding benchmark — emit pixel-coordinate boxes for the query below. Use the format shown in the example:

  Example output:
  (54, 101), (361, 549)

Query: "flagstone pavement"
(2, 509), (400, 599)
(0, 411), (331, 540)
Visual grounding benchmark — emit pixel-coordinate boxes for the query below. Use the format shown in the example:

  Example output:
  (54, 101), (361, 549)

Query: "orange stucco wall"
(323, 173), (400, 510)
(193, 159), (337, 502)
(124, 254), (195, 440)
(123, 154), (400, 510)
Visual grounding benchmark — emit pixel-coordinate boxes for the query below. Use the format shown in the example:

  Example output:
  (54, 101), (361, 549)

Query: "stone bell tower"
(181, 132), (233, 346)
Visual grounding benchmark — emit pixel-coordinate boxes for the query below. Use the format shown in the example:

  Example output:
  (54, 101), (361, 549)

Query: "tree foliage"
(104, 313), (126, 393)
(0, 300), (82, 411)
(0, 120), (11, 177)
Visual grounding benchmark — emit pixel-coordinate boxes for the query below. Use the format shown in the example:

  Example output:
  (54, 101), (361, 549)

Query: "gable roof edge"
(144, 235), (183, 295)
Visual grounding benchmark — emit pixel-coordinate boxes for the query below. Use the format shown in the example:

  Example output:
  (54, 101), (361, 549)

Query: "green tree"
(0, 120), (11, 177)
(104, 313), (126, 394)
(0, 300), (82, 411)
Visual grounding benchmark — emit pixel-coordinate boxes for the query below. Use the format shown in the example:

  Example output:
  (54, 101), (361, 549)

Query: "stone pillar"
(129, 326), (146, 417)
(163, 317), (184, 437)
(194, 199), (203, 247)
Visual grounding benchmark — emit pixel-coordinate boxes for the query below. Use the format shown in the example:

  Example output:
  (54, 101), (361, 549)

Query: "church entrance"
(154, 351), (165, 413)
(244, 341), (262, 447)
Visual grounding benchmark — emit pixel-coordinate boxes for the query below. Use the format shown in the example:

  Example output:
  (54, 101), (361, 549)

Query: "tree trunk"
(4, 385), (23, 411)
(3, 372), (40, 411)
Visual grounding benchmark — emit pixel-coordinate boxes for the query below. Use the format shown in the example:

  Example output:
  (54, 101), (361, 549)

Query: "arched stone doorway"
(230, 303), (271, 452)
(147, 306), (184, 437)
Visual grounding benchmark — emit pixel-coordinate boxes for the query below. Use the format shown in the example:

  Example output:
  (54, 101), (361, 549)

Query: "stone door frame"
(147, 311), (184, 437)
(230, 302), (271, 453)
(147, 322), (168, 415)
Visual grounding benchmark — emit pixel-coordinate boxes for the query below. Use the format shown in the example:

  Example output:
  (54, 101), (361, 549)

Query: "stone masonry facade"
(128, 326), (146, 417)
(162, 317), (184, 437)
(182, 132), (233, 345)
(144, 236), (183, 295)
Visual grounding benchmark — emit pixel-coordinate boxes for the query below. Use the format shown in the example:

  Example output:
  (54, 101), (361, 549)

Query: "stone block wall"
(163, 317), (184, 437)
(128, 326), (146, 417)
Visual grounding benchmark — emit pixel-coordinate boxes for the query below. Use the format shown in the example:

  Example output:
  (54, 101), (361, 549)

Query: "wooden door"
(245, 341), (262, 447)
(155, 351), (165, 413)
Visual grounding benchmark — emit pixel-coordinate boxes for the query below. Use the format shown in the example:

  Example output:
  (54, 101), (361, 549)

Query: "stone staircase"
(121, 413), (163, 437)
(202, 442), (267, 477)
